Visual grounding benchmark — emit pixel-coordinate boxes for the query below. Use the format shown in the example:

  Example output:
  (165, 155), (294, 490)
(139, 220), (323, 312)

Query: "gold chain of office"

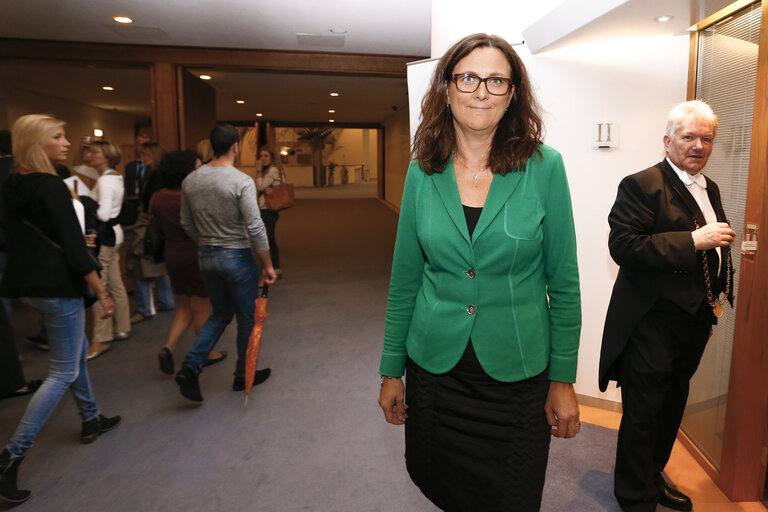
(695, 219), (732, 318)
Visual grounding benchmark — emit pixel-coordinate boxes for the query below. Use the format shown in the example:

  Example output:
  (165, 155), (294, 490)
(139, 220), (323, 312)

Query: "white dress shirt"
(667, 157), (720, 268)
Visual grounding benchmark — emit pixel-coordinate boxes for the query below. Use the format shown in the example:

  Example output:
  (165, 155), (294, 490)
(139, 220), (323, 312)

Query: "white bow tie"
(689, 173), (706, 189)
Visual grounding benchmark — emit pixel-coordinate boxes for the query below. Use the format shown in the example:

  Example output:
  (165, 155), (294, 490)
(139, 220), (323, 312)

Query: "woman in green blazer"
(377, 34), (582, 511)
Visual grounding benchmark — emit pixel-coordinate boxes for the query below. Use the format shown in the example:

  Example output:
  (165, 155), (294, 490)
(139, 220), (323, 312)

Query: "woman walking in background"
(0, 114), (121, 504)
(255, 146), (283, 278)
(84, 140), (131, 360)
(150, 150), (227, 374)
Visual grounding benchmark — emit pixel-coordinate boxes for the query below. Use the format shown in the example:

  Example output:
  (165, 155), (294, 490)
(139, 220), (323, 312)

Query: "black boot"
(0, 449), (31, 504)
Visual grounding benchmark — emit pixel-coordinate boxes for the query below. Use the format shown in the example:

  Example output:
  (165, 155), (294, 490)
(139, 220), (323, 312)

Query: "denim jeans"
(5, 297), (100, 458)
(134, 275), (175, 317)
(182, 247), (260, 379)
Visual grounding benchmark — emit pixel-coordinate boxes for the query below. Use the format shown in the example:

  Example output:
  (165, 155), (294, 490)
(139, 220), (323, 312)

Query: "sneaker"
(81, 414), (122, 444)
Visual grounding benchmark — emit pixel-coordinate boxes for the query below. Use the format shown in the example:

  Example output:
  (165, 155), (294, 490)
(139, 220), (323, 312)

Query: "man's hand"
(692, 222), (736, 250)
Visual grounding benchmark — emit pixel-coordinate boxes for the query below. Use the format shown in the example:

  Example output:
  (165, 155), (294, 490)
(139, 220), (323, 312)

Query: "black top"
(463, 204), (483, 238)
(0, 172), (99, 298)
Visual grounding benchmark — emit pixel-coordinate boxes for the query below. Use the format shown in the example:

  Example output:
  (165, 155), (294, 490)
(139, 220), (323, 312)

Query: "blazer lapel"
(431, 157), (471, 244)
(472, 168), (526, 243)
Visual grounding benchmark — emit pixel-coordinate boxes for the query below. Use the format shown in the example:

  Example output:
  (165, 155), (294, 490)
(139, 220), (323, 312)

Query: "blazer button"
(467, 269), (476, 278)
(466, 305), (476, 315)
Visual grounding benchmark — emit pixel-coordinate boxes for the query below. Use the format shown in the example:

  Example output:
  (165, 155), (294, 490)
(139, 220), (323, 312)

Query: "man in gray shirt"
(175, 124), (276, 402)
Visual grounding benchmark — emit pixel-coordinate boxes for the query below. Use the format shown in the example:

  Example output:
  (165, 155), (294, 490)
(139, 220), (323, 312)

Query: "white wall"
(521, 36), (689, 401)
(412, 2), (691, 403)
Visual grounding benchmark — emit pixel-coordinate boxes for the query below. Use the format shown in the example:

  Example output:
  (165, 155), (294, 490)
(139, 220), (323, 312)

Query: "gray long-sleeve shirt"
(180, 164), (269, 253)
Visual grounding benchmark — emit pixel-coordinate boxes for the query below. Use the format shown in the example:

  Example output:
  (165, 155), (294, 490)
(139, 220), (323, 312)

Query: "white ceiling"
(0, 1), (432, 55)
(0, 0), (748, 125)
(0, 0), (431, 125)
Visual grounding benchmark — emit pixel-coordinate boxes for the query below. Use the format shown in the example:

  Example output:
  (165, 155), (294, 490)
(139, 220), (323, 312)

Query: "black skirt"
(405, 341), (551, 512)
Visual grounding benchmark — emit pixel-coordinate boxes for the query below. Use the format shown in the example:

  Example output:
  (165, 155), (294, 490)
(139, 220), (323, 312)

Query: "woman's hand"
(378, 377), (407, 425)
(263, 187), (273, 196)
(545, 381), (580, 438)
(84, 232), (97, 248)
(97, 295), (115, 319)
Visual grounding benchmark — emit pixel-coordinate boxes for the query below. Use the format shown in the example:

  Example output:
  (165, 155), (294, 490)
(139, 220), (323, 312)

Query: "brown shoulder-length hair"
(413, 33), (543, 175)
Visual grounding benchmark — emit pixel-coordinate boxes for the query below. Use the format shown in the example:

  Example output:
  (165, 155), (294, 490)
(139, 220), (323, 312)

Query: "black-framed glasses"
(450, 73), (514, 96)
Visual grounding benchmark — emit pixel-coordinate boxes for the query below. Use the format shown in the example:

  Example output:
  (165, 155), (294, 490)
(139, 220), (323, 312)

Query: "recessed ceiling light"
(94, 129), (104, 137)
(330, 28), (347, 34)
(329, 119), (335, 123)
(199, 74), (212, 80)
(256, 113), (263, 117)
(655, 15), (673, 23)
(328, 109), (336, 113)
(102, 86), (114, 91)
(236, 100), (245, 104)
(330, 92), (339, 97)
(113, 16), (133, 24)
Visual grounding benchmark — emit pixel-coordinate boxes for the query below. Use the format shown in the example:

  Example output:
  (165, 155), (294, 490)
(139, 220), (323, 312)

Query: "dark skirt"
(405, 341), (551, 512)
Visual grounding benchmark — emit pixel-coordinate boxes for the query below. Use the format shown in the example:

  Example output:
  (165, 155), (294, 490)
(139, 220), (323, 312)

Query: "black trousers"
(614, 302), (713, 512)
(0, 301), (26, 396)
(260, 209), (280, 269)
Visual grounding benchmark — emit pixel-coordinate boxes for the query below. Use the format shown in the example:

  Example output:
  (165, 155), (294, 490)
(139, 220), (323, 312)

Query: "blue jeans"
(134, 275), (175, 317)
(5, 297), (100, 458)
(183, 247), (260, 379)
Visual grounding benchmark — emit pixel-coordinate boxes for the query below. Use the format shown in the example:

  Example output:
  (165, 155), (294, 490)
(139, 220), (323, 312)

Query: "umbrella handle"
(260, 285), (269, 298)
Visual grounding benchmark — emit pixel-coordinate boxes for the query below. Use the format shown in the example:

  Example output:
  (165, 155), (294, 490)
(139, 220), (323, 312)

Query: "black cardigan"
(0, 172), (99, 298)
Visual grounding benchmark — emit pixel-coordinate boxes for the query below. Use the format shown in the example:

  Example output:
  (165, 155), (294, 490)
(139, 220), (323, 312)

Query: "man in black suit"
(599, 101), (736, 512)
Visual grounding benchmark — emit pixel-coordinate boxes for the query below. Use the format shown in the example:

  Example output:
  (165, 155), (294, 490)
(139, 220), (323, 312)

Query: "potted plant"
(327, 162), (336, 186)
(341, 166), (349, 184)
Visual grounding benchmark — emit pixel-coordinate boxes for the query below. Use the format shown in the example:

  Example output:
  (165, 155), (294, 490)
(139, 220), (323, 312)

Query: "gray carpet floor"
(1, 197), (622, 511)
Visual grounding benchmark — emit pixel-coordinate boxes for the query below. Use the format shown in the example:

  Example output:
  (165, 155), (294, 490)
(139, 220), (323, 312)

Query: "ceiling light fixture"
(328, 109), (336, 113)
(256, 113), (263, 117)
(329, 28), (348, 34)
(94, 129), (104, 137)
(655, 15), (673, 22)
(236, 100), (245, 104)
(113, 16), (133, 24)
(199, 74), (212, 80)
(330, 92), (339, 97)
(102, 86), (114, 91)
(329, 119), (335, 123)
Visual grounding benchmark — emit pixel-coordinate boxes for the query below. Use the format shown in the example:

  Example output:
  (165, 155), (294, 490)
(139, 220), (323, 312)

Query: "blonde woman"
(84, 141), (131, 359)
(0, 114), (121, 504)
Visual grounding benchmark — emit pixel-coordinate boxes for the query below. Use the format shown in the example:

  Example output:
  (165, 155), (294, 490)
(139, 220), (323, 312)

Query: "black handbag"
(143, 224), (165, 263)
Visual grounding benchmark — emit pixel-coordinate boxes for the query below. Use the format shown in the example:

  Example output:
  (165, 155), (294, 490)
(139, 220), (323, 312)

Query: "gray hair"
(665, 100), (718, 138)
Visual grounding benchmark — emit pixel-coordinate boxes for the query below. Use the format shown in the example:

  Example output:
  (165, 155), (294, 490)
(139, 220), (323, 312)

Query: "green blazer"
(379, 145), (581, 383)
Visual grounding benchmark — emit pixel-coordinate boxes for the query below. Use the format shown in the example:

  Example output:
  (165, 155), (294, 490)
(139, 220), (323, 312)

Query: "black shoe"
(233, 368), (271, 391)
(158, 348), (174, 375)
(175, 366), (203, 402)
(202, 350), (228, 368)
(81, 414), (122, 444)
(657, 480), (692, 511)
(0, 449), (31, 504)
(25, 334), (49, 351)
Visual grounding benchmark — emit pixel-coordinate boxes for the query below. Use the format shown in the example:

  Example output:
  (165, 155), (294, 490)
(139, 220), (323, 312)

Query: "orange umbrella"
(244, 285), (269, 406)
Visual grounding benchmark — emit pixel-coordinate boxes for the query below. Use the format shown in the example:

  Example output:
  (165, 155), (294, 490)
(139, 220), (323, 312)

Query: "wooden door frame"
(683, 0), (768, 501)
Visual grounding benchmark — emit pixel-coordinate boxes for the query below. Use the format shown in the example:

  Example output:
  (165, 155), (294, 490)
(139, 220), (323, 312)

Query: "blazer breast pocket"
(503, 200), (544, 241)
